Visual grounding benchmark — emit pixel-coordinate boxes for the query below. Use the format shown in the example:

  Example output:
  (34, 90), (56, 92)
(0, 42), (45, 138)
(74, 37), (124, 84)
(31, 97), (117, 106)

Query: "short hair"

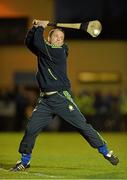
(48, 28), (65, 38)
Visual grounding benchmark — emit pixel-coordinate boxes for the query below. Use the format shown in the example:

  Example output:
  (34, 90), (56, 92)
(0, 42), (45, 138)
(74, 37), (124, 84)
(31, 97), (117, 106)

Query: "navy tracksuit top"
(25, 26), (71, 92)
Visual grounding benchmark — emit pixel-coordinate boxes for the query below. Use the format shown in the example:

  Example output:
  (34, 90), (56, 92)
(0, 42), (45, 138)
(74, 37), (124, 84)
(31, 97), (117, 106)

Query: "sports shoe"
(10, 161), (30, 171)
(104, 150), (119, 165)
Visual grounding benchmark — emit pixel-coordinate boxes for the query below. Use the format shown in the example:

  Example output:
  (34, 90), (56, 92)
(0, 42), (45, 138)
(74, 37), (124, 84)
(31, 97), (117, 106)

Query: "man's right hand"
(32, 19), (49, 28)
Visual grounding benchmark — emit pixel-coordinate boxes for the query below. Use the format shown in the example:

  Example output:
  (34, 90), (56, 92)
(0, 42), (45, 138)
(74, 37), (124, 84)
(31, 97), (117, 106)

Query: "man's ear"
(48, 36), (50, 42)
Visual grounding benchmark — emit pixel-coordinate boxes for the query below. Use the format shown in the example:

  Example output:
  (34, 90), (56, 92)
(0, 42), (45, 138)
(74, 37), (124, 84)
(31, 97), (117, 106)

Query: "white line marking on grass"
(0, 168), (65, 179)
(0, 168), (8, 172)
(30, 172), (65, 179)
(22, 171), (65, 179)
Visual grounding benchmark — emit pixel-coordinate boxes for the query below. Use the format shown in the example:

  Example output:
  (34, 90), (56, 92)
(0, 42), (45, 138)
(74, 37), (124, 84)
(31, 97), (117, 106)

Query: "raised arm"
(25, 20), (49, 56)
(32, 20), (49, 55)
(25, 26), (38, 55)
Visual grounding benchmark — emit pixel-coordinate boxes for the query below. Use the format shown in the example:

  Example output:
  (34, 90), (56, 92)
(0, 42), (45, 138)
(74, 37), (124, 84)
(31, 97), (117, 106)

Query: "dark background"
(55, 0), (127, 40)
(0, 17), (28, 45)
(0, 0), (127, 45)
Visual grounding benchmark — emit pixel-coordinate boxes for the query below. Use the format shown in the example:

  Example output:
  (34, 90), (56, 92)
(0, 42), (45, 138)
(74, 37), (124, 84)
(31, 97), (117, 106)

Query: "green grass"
(0, 132), (127, 179)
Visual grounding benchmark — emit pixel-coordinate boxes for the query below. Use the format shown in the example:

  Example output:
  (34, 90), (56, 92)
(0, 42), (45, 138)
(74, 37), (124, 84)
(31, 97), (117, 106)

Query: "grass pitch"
(0, 132), (127, 179)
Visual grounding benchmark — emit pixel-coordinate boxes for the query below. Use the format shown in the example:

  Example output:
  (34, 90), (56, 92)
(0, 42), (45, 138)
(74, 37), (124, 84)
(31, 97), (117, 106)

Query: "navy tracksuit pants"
(19, 90), (105, 154)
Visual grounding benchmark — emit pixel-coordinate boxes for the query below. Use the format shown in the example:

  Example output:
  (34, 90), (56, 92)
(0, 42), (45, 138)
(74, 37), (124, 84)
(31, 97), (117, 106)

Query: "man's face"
(48, 29), (64, 47)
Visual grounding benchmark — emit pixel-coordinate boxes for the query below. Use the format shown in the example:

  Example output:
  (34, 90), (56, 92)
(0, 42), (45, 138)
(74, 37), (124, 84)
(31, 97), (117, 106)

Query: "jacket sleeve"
(25, 26), (39, 55)
(32, 26), (48, 55)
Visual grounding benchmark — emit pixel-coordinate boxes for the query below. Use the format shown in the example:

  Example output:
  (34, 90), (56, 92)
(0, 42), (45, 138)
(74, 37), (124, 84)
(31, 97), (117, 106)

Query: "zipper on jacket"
(48, 68), (57, 80)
